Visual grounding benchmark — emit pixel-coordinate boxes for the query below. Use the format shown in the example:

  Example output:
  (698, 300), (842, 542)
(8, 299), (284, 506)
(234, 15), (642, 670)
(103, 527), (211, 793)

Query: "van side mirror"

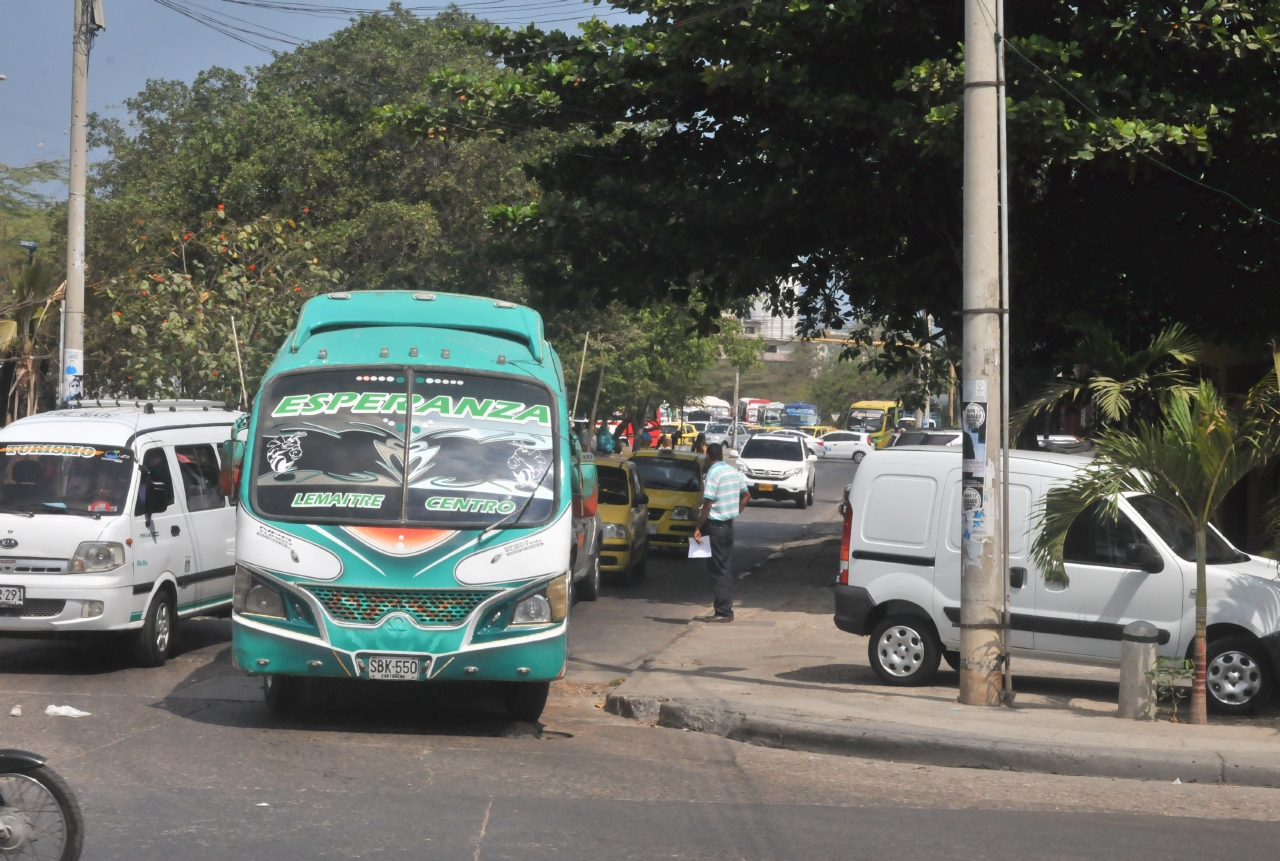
(1125, 542), (1164, 573)
(635, 493), (649, 507)
(138, 469), (173, 516)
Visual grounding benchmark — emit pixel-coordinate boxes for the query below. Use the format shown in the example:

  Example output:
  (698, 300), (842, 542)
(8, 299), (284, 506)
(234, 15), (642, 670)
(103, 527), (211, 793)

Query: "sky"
(0, 0), (639, 187)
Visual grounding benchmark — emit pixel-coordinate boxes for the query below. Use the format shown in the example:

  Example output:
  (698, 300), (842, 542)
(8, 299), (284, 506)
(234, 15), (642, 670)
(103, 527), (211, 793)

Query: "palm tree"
(1031, 379), (1280, 725)
(1013, 319), (1201, 437)
(3, 261), (62, 422)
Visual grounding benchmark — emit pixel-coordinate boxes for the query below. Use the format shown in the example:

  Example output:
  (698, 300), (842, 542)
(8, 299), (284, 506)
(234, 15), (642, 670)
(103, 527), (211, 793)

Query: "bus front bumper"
(232, 614), (566, 683)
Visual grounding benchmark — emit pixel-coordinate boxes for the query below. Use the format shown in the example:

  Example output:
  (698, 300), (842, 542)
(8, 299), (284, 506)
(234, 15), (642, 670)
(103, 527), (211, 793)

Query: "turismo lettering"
(270, 393), (551, 426)
(425, 496), (517, 515)
(291, 492), (386, 510)
(2, 444), (100, 458)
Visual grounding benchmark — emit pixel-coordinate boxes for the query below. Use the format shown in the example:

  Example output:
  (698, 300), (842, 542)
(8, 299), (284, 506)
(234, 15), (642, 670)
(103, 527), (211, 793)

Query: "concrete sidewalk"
(605, 535), (1280, 787)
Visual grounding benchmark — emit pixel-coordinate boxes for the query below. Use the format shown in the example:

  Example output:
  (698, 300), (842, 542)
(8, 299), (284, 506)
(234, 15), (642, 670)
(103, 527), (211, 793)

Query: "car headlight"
(738, 466), (753, 478)
(601, 523), (628, 540)
(784, 467), (802, 477)
(671, 506), (696, 521)
(68, 542), (125, 574)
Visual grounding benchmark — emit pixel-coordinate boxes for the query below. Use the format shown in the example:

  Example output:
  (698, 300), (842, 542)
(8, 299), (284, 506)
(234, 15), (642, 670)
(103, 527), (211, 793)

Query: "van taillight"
(839, 497), (853, 579)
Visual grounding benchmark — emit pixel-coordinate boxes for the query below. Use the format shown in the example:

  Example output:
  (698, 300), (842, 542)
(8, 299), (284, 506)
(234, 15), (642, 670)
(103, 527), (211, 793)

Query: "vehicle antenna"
(230, 315), (248, 410)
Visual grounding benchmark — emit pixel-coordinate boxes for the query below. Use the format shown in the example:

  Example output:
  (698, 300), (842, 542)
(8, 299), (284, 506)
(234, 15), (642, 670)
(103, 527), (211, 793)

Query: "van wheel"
(1206, 636), (1271, 715)
(505, 681), (550, 722)
(134, 589), (176, 667)
(578, 553), (601, 601)
(263, 675), (307, 716)
(853, 451), (865, 464)
(868, 615), (941, 687)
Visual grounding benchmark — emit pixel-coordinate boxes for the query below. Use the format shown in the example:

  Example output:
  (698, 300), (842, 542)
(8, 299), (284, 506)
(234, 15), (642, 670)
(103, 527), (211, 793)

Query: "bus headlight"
(68, 542), (125, 573)
(512, 593), (551, 625)
(233, 565), (286, 618)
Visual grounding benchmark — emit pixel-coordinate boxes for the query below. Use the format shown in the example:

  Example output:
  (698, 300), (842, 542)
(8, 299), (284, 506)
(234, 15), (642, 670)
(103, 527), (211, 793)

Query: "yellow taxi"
(799, 425), (839, 438)
(659, 422), (698, 447)
(594, 457), (650, 584)
(629, 448), (705, 550)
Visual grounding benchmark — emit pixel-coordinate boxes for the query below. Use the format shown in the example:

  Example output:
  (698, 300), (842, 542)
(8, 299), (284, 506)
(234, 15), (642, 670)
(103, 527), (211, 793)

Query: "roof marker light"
(494, 301), (516, 309)
(379, 347), (389, 358)
(414, 292), (436, 301)
(409, 347), (419, 358)
(328, 292), (350, 300)
(318, 349), (328, 359)
(441, 348), (450, 359)
(497, 355), (507, 365)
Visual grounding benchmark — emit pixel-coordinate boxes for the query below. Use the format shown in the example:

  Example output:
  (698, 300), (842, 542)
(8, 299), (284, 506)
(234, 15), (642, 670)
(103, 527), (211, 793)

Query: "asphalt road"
(3, 459), (1280, 859)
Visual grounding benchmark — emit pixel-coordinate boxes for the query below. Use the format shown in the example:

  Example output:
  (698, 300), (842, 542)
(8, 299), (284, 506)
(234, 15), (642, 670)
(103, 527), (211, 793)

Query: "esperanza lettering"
(291, 492), (386, 509)
(270, 393), (551, 426)
(425, 496), (517, 515)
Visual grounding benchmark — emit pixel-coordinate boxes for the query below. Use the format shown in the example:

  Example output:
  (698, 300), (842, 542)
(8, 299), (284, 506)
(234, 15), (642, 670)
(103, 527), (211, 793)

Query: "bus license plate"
(647, 523), (658, 535)
(0, 586), (23, 608)
(758, 483), (774, 492)
(366, 655), (422, 681)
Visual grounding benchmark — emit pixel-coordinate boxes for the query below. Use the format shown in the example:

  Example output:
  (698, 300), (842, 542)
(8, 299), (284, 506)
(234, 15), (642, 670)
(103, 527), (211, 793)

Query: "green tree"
(1012, 320), (1201, 436)
(91, 208), (339, 402)
(1032, 379), (1280, 724)
(84, 8), (551, 397)
(379, 1), (1280, 362)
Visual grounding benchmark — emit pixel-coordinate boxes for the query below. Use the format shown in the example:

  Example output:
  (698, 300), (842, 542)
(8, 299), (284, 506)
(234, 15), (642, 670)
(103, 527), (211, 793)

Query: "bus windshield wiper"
(479, 464), (553, 541)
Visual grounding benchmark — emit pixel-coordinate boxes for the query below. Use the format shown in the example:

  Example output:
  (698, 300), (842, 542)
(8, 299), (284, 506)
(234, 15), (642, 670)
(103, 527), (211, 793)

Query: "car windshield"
(740, 438), (803, 462)
(924, 433), (958, 446)
(847, 409), (885, 431)
(631, 457), (702, 492)
(0, 443), (135, 516)
(596, 465), (630, 506)
(1128, 495), (1249, 565)
(253, 367), (557, 527)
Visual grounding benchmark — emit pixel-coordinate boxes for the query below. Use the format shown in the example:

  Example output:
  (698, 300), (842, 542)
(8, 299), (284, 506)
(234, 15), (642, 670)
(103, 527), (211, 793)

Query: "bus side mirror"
(219, 438), (246, 497)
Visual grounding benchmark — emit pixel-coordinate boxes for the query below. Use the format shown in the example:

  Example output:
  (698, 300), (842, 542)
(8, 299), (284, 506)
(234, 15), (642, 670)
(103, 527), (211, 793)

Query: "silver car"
(704, 422), (750, 448)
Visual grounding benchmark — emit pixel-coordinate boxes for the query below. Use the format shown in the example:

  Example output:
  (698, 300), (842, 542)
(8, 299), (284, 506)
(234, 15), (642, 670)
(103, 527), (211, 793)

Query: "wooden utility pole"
(959, 0), (1006, 706)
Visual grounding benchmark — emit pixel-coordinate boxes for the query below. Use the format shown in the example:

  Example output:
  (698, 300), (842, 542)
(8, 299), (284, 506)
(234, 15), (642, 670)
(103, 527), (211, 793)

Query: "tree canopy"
(380, 0), (1280, 363)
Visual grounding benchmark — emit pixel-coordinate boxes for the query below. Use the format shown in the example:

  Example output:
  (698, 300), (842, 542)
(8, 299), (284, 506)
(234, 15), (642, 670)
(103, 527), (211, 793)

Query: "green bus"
(224, 291), (599, 721)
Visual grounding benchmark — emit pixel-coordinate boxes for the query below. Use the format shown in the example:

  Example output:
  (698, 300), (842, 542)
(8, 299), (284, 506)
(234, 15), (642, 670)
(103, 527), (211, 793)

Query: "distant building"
(734, 293), (857, 362)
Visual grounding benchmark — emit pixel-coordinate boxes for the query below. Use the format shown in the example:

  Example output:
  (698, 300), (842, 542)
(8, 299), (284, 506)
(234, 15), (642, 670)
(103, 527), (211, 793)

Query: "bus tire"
(263, 675), (306, 717)
(504, 681), (550, 723)
(134, 588), (176, 668)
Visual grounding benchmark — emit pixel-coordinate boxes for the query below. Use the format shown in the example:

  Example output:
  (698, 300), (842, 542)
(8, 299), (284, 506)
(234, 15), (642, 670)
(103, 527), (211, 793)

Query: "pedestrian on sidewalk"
(693, 442), (750, 623)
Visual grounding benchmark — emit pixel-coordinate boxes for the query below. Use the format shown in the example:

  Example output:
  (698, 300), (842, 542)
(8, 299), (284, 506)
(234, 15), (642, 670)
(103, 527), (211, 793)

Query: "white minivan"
(0, 401), (243, 665)
(836, 446), (1280, 714)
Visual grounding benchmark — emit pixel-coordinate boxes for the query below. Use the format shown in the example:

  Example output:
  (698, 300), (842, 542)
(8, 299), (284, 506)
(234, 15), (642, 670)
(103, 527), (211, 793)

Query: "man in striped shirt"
(693, 443), (750, 623)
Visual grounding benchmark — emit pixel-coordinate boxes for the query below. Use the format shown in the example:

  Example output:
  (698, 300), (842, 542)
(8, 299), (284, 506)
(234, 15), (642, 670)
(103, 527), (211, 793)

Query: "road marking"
(474, 796), (493, 861)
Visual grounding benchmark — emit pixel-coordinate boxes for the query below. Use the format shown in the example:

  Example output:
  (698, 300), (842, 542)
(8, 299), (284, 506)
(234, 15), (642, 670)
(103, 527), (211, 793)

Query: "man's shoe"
(699, 614), (734, 623)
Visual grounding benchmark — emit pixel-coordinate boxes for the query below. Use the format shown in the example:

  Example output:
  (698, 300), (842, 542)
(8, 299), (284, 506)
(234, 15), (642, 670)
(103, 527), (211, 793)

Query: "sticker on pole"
(63, 349), (84, 402)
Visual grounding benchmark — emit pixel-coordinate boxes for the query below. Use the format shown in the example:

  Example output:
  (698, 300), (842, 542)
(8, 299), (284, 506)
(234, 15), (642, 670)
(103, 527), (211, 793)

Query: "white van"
(0, 401), (243, 665)
(836, 447), (1280, 714)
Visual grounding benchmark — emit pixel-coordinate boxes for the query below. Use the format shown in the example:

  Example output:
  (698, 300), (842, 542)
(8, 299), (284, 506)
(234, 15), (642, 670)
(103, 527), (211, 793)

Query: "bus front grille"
(304, 587), (495, 627)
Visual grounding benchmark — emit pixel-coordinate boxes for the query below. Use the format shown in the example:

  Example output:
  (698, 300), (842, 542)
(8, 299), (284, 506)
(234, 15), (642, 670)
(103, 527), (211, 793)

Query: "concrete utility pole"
(959, 0), (1005, 706)
(731, 368), (740, 450)
(63, 0), (104, 406)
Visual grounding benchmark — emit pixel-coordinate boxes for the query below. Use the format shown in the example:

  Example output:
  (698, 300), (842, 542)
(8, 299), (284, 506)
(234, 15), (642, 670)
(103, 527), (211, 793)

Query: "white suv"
(836, 447), (1280, 715)
(737, 435), (817, 509)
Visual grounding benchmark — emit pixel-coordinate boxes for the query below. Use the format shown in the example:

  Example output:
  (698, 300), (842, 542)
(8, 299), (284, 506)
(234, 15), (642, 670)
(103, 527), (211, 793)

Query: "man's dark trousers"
(704, 518), (735, 617)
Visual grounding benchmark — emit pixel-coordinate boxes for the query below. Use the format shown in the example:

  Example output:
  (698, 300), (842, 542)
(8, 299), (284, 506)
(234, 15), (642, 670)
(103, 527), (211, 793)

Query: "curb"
(604, 693), (1280, 788)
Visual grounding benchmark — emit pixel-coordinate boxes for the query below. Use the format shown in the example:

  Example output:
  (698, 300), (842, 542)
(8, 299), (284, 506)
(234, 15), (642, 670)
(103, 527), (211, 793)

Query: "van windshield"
(1128, 495), (1249, 565)
(0, 443), (135, 516)
(631, 457), (702, 492)
(253, 367), (557, 527)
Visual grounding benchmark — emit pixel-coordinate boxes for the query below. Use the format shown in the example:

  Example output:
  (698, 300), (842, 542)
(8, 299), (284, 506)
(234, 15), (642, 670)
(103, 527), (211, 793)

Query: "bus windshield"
(847, 409), (885, 432)
(0, 443), (135, 516)
(781, 403), (819, 428)
(631, 457), (702, 492)
(253, 367), (557, 527)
